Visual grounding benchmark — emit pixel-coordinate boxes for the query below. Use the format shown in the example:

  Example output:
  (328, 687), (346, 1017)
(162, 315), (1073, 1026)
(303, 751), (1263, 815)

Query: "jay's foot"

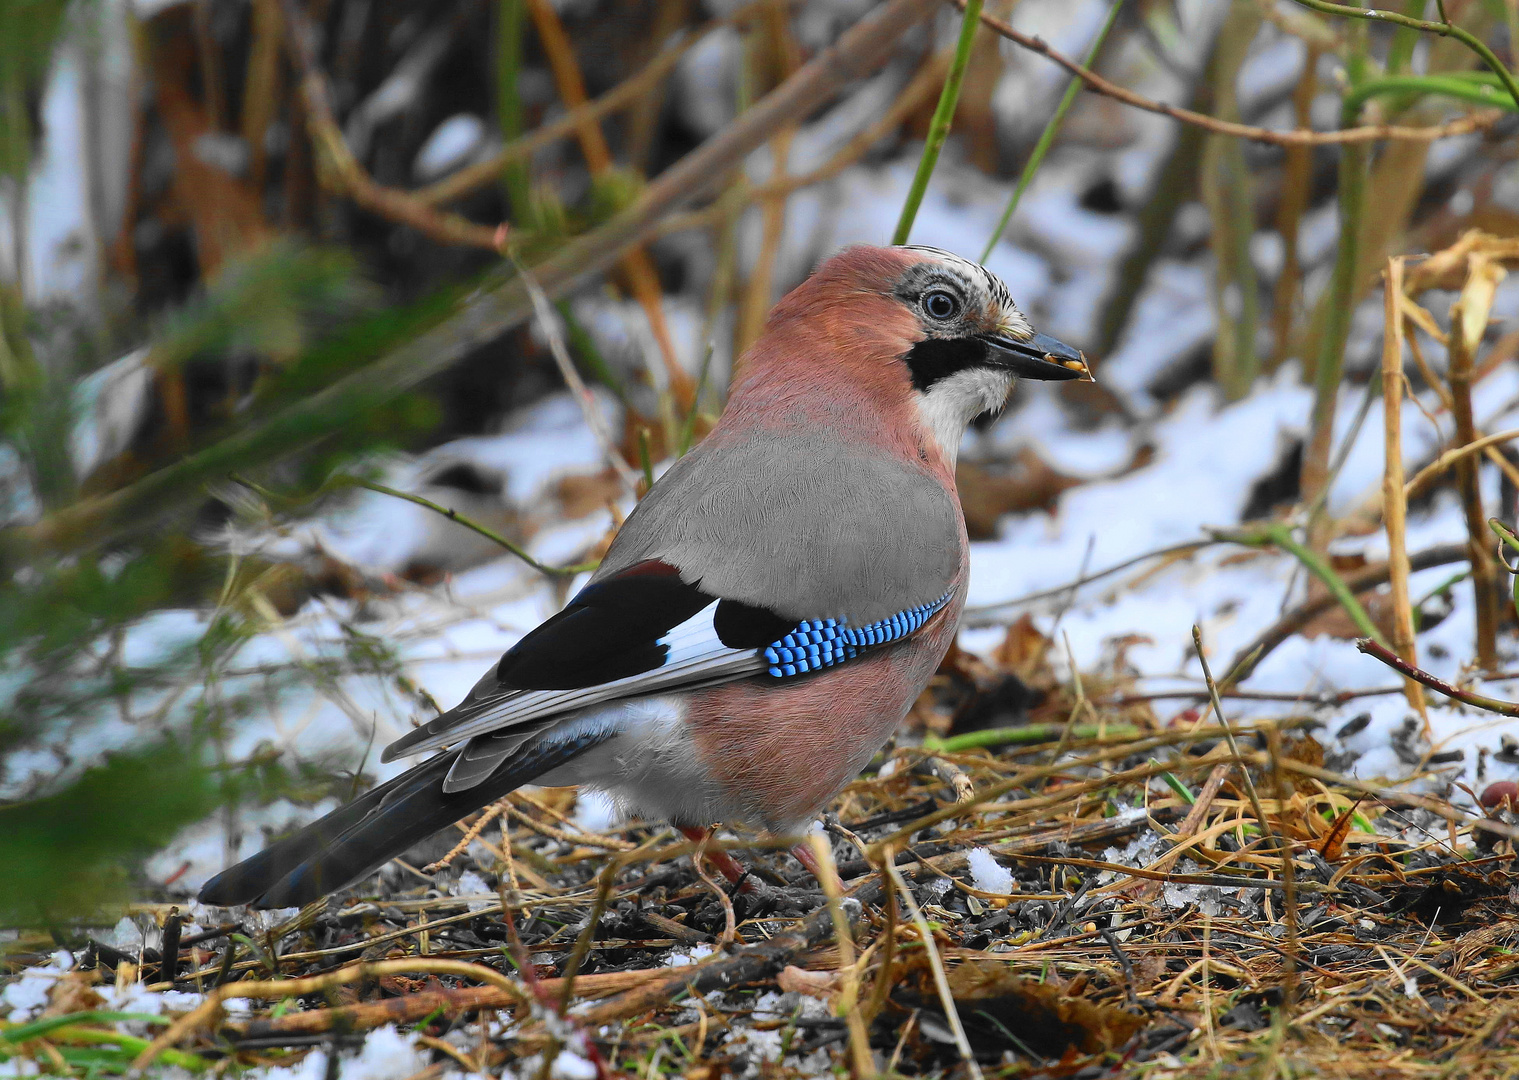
(679, 825), (750, 886)
(678, 827), (834, 891)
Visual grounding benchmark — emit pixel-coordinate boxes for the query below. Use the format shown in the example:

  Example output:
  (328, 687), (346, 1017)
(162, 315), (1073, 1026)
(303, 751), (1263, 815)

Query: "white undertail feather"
(913, 367), (1014, 464)
(532, 695), (733, 825)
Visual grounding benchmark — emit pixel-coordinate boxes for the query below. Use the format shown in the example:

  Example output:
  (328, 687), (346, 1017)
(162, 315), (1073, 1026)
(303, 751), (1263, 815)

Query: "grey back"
(596, 428), (962, 624)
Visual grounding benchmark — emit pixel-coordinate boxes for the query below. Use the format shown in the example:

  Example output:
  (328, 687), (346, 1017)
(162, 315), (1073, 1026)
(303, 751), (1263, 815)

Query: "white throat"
(912, 367), (1014, 464)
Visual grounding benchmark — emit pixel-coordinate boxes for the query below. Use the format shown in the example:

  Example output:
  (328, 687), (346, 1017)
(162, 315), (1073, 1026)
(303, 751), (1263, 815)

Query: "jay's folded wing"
(382, 558), (950, 792)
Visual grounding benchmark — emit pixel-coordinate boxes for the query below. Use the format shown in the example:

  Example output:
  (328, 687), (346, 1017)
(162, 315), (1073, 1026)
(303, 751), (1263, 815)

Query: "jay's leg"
(679, 825), (749, 885)
(789, 840), (824, 879)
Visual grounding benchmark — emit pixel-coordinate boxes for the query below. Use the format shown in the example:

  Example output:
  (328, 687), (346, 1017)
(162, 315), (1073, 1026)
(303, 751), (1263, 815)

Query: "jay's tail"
(199, 735), (597, 909)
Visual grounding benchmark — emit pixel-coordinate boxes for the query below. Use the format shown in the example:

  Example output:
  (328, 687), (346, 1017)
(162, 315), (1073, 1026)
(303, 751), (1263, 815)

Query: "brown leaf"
(930, 960), (1146, 1056)
(1329, 552), (1369, 575)
(992, 614), (1054, 685)
(148, 9), (270, 275)
(777, 965), (842, 1002)
(555, 469), (624, 520)
(1319, 797), (1365, 862)
(41, 973), (105, 1019)
(1300, 590), (1397, 643)
(957, 450), (1083, 540)
(1280, 734), (1325, 794)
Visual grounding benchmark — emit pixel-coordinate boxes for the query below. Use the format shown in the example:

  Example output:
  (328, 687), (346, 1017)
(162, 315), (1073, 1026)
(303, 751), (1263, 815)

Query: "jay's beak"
(980, 330), (1095, 382)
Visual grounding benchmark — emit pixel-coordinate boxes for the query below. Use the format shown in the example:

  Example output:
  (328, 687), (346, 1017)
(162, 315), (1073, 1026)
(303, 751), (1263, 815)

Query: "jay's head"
(741, 245), (1091, 464)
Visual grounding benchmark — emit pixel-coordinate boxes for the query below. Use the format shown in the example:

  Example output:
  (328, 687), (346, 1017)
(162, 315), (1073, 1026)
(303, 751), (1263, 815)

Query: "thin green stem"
(345, 477), (597, 577)
(1343, 73), (1519, 115)
(1412, 568), (1469, 630)
(232, 473), (597, 578)
(1489, 517), (1519, 619)
(1490, 517), (1519, 555)
(1289, 0), (1519, 109)
(980, 0), (1121, 262)
(1, 1012), (170, 1043)
(1385, 0), (1426, 75)
(1301, 30), (1368, 528)
(1303, 370), (1380, 525)
(893, 0), (984, 245)
(922, 722), (1140, 753)
(1213, 523), (1389, 647)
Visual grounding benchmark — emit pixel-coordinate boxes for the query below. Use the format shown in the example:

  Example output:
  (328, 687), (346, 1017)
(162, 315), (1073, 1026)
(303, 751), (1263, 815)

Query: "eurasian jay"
(200, 244), (1091, 908)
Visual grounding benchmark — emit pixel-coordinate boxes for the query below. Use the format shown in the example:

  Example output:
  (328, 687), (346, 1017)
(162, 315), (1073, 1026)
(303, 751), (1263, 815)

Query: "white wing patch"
(397, 603), (767, 760)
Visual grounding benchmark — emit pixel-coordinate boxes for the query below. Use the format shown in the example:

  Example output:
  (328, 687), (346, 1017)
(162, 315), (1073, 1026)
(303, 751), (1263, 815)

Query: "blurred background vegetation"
(2, 0), (1518, 927)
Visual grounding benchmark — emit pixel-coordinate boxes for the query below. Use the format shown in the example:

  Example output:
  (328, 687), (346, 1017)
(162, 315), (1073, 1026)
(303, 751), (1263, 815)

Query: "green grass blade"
(980, 0), (1122, 262)
(1289, 0), (1519, 110)
(1151, 762), (1197, 805)
(2, 1013), (170, 1044)
(892, 0), (986, 245)
(1343, 72), (1519, 115)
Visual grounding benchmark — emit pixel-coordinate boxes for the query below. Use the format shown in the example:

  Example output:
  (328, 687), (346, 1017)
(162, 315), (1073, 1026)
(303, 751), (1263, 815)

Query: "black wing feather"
(383, 561), (719, 762)
(495, 561), (711, 690)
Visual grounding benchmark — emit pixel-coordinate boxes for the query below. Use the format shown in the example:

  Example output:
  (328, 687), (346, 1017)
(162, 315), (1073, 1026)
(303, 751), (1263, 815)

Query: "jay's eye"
(923, 290), (960, 321)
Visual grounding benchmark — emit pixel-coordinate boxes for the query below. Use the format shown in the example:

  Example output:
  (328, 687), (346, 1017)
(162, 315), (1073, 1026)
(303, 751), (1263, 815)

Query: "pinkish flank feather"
(682, 589), (964, 833)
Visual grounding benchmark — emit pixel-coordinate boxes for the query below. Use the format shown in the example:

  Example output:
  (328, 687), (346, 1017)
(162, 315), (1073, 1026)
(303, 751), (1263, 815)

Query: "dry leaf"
(993, 614), (1055, 685)
(1280, 734), (1325, 795)
(1300, 590), (1397, 643)
(957, 450), (1084, 539)
(903, 960), (1146, 1056)
(777, 965), (843, 1002)
(1319, 798), (1365, 861)
(555, 469), (624, 520)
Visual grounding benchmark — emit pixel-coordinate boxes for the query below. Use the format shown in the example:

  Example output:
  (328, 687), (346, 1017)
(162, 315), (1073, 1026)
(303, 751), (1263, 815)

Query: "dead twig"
(574, 882), (870, 1026)
(424, 803), (510, 873)
(1382, 257), (1427, 720)
(1405, 428), (1519, 501)
(961, 0), (1505, 146)
(805, 833), (872, 1078)
(512, 255), (643, 493)
(1446, 254), (1507, 669)
(524, 0), (695, 413)
(130, 959), (528, 1073)
(230, 969), (674, 1041)
(884, 851), (984, 1080)
(655, 48), (950, 238)
(275, 0), (505, 249)
(416, 0), (794, 208)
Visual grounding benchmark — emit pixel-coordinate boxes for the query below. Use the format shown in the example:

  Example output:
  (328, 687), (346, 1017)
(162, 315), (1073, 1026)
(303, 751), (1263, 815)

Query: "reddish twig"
(1356, 638), (1519, 716)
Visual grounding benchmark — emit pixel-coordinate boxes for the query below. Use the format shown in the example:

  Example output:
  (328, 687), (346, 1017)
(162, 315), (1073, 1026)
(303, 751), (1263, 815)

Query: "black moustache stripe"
(903, 337), (991, 392)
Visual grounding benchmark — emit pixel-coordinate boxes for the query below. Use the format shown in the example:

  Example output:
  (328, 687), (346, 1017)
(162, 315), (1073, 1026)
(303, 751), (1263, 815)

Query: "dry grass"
(7, 614), (1519, 1078)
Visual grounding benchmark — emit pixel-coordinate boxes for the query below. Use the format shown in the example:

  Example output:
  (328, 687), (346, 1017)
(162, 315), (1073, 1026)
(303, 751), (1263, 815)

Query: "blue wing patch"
(762, 592), (951, 678)
(384, 575), (954, 764)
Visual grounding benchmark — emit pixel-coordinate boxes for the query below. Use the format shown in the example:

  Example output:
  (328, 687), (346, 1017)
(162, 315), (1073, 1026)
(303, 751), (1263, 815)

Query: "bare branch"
(958, 0), (1506, 147)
